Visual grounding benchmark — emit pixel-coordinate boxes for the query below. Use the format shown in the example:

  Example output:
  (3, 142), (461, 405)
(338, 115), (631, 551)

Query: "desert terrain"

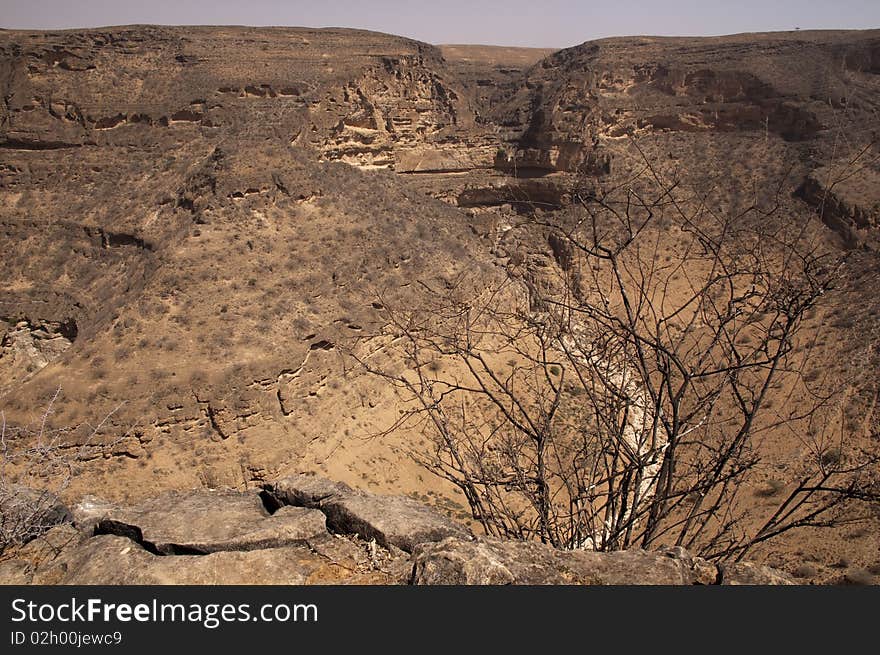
(1, 26), (878, 583)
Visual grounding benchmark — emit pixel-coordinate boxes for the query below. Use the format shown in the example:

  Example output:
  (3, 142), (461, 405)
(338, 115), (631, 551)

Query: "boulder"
(94, 489), (327, 554)
(268, 474), (354, 507)
(268, 474), (471, 552)
(31, 534), (335, 585)
(412, 537), (736, 585)
(411, 538), (519, 584)
(8, 523), (401, 585)
(719, 561), (796, 585)
(319, 494), (472, 553)
(0, 524), (84, 584)
(661, 546), (719, 585)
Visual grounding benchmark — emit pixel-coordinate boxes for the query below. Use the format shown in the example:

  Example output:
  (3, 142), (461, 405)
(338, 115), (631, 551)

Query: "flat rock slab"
(30, 534), (329, 584)
(94, 489), (327, 554)
(269, 474), (471, 552)
(411, 537), (793, 585)
(8, 524), (403, 585)
(269, 475), (354, 507)
(321, 494), (472, 553)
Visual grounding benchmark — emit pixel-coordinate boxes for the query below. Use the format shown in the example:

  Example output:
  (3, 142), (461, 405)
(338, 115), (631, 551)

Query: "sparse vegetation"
(1, 23), (879, 583)
(361, 143), (880, 561)
(0, 389), (127, 555)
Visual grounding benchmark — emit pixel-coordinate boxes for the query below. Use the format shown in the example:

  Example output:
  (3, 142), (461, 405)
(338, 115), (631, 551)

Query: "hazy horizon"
(1, 0), (879, 48)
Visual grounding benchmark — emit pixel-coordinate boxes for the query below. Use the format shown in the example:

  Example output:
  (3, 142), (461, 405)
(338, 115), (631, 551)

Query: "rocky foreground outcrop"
(0, 476), (793, 585)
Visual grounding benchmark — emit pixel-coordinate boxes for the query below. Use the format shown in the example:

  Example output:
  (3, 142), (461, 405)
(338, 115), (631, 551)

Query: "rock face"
(410, 537), (727, 585)
(310, 53), (487, 172)
(488, 31), (879, 173)
(466, 30), (880, 263)
(1, 26), (877, 472)
(795, 167), (880, 249)
(718, 561), (799, 586)
(0, 476), (794, 585)
(267, 474), (472, 552)
(88, 489), (327, 554)
(3, 525), (398, 585)
(0, 25), (503, 504)
(34, 534), (381, 585)
(0, 26), (486, 174)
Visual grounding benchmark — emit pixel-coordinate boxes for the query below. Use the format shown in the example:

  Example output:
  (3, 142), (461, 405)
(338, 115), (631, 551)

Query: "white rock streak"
(558, 322), (668, 549)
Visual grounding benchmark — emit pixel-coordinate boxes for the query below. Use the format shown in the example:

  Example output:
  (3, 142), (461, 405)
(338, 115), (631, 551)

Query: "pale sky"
(1, 0), (878, 48)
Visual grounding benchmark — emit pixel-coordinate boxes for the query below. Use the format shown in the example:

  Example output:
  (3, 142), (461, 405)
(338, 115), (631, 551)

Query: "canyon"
(1, 26), (879, 583)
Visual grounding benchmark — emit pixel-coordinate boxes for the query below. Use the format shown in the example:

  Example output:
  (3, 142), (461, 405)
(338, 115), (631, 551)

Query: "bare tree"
(0, 388), (127, 554)
(356, 147), (879, 562)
